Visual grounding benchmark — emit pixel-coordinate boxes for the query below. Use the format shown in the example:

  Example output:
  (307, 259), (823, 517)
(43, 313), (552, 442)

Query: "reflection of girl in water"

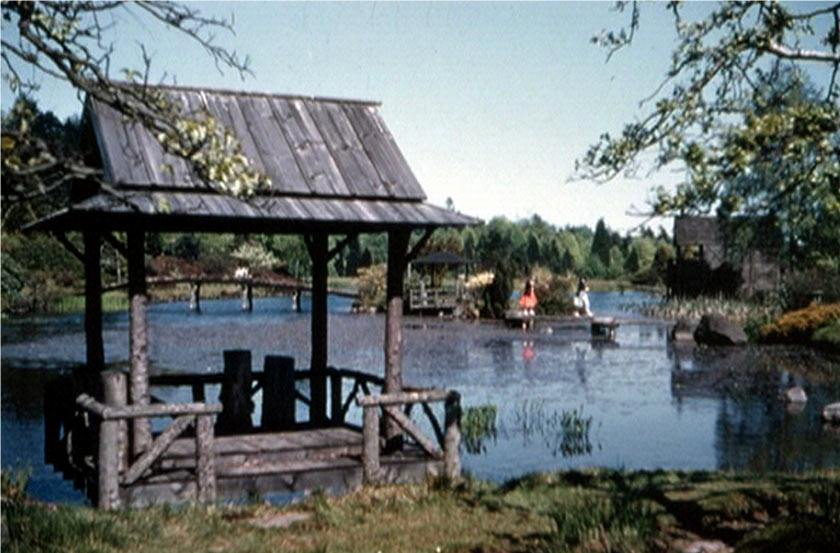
(575, 277), (592, 317)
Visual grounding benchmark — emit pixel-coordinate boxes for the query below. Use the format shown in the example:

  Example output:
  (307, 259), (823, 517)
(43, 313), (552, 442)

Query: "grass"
(4, 468), (838, 553)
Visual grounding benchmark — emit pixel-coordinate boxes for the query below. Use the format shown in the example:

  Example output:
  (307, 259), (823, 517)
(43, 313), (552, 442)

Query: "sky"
(2, 1), (835, 234)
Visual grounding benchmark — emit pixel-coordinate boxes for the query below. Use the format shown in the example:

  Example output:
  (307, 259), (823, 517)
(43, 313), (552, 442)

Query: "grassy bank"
(4, 469), (838, 553)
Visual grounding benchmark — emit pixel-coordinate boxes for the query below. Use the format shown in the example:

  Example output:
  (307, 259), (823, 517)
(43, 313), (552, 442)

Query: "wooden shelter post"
(384, 230), (411, 448)
(306, 233), (329, 425)
(127, 230), (151, 455)
(84, 231), (104, 375)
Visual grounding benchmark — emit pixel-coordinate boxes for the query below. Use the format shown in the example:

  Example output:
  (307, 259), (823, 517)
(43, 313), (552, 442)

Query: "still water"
(3, 292), (840, 504)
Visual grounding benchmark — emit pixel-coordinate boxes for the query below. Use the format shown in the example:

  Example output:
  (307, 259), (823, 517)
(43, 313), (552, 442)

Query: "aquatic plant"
(511, 401), (598, 458)
(460, 404), (498, 455)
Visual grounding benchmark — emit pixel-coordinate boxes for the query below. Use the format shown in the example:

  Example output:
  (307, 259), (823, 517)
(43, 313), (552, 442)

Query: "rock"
(822, 402), (840, 423)
(671, 319), (697, 342)
(693, 314), (748, 346)
(785, 386), (807, 404)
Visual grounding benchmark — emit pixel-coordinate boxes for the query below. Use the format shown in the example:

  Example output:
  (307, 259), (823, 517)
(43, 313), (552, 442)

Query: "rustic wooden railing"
(408, 286), (460, 311)
(357, 390), (461, 484)
(75, 370), (222, 510)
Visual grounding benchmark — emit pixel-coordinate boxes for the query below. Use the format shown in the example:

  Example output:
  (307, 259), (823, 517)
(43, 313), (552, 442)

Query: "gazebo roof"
(32, 84), (478, 233)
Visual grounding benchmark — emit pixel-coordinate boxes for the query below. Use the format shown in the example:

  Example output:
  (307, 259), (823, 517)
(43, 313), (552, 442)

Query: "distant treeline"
(1, 215), (675, 315)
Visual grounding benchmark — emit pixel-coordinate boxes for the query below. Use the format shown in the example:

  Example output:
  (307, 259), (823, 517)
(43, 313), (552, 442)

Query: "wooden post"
(444, 391), (462, 482)
(84, 231), (104, 374)
(189, 282), (201, 312)
(384, 230), (410, 449)
(98, 370), (127, 510)
(262, 355), (295, 430)
(330, 371), (344, 424)
(307, 233), (329, 425)
(241, 281), (253, 312)
(127, 230), (151, 456)
(216, 350), (254, 435)
(102, 370), (129, 473)
(196, 414), (216, 503)
(292, 289), (301, 312)
(362, 404), (380, 485)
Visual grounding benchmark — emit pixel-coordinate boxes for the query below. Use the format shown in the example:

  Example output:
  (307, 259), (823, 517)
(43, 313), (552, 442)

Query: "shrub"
(356, 264), (386, 311)
(760, 303), (840, 344)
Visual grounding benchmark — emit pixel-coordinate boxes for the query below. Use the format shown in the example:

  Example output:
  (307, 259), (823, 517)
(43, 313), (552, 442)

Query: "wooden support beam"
(196, 414), (216, 503)
(122, 414), (195, 485)
(84, 231), (105, 375)
(262, 355), (295, 430)
(216, 350), (254, 435)
(102, 232), (128, 259)
(54, 232), (85, 263)
(327, 234), (357, 260)
(128, 230), (151, 456)
(407, 228), (435, 262)
(382, 405), (442, 459)
(362, 405), (380, 485)
(444, 391), (462, 481)
(306, 233), (329, 426)
(384, 230), (410, 449)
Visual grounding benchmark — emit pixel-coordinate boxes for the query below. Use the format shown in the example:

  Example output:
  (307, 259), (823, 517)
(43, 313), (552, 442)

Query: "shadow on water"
(2, 291), (840, 503)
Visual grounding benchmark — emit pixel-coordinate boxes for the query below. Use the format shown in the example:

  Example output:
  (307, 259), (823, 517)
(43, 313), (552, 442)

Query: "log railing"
(357, 390), (461, 485)
(75, 370), (222, 510)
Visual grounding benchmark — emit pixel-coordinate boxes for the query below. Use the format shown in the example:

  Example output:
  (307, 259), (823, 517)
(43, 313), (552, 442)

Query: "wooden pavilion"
(32, 84), (478, 508)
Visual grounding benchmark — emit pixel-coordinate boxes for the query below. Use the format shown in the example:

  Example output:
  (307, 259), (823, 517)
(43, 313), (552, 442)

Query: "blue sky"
(3, 2), (834, 234)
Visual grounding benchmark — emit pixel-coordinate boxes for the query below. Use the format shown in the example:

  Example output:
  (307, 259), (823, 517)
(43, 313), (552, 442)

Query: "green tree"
(576, 2), (840, 267)
(590, 218), (613, 267)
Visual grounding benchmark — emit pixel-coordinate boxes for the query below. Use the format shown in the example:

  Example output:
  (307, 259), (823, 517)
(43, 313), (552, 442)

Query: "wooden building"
(32, 84), (478, 508)
(672, 215), (780, 297)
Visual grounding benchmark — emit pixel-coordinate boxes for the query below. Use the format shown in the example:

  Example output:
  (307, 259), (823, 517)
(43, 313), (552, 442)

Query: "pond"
(2, 291), (839, 504)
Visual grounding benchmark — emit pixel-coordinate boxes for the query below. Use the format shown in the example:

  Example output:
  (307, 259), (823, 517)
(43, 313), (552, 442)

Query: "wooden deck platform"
(123, 428), (442, 507)
(46, 366), (459, 509)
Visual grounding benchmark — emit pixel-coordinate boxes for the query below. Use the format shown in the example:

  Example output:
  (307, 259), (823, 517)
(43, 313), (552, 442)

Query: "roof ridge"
(111, 81), (382, 107)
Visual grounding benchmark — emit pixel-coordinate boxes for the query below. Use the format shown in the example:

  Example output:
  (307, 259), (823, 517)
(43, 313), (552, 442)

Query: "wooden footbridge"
(102, 276), (358, 312)
(45, 352), (461, 508)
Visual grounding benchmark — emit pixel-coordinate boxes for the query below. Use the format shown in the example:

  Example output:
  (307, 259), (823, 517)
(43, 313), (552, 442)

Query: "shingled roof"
(33, 84), (478, 233)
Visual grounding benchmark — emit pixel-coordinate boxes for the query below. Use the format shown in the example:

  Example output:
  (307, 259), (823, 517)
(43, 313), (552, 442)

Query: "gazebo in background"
(33, 84), (478, 508)
(407, 251), (474, 313)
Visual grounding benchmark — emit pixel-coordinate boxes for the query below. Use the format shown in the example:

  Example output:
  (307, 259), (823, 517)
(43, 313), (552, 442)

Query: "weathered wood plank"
(270, 98), (342, 196)
(356, 389), (450, 407)
(262, 355), (296, 430)
(196, 414), (216, 503)
(342, 105), (425, 200)
(362, 405), (380, 484)
(306, 101), (381, 196)
(237, 96), (309, 194)
(216, 350), (254, 435)
(122, 414), (196, 485)
(76, 394), (222, 419)
(383, 405), (442, 459)
(128, 230), (152, 456)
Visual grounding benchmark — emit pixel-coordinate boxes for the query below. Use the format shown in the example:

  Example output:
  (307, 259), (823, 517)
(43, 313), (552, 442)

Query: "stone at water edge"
(693, 313), (748, 346)
(785, 386), (807, 404)
(822, 402), (840, 423)
(670, 319), (697, 342)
